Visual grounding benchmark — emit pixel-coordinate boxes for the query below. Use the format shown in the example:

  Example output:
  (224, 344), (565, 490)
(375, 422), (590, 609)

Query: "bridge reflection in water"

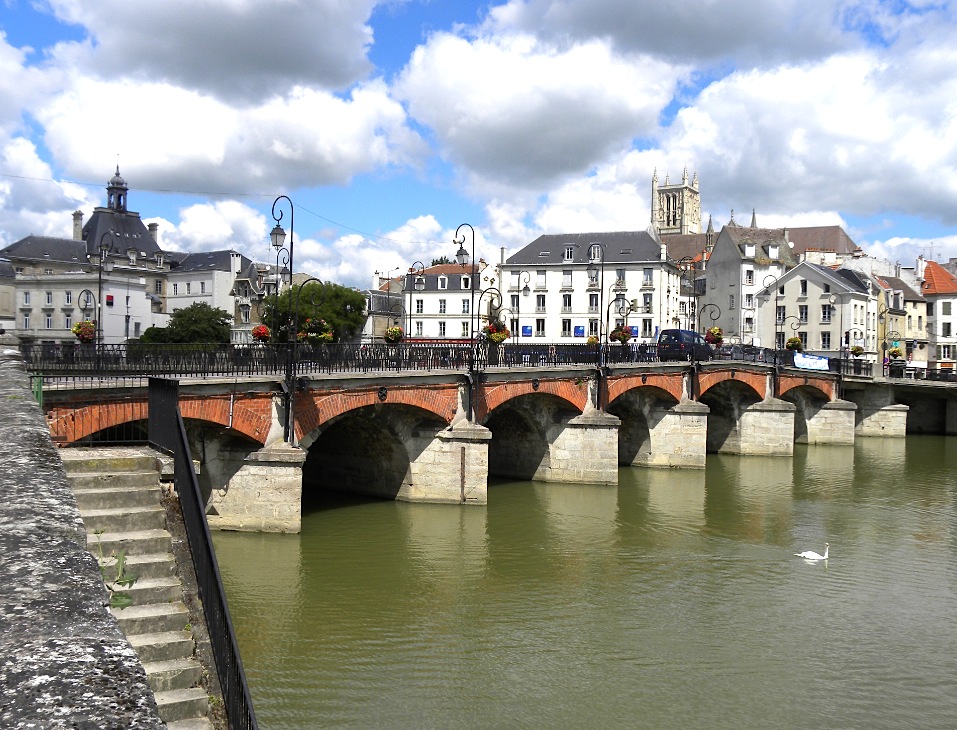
(212, 436), (957, 729)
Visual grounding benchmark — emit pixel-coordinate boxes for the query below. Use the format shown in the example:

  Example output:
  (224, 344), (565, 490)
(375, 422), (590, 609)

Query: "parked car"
(656, 328), (713, 362)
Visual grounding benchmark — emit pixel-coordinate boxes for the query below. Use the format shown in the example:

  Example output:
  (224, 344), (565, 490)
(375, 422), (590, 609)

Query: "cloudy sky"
(1, 0), (956, 288)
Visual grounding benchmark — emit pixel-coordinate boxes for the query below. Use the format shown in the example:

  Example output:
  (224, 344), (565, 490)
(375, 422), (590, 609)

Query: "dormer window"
(564, 245), (574, 261)
(154, 253), (164, 268)
(127, 248), (138, 265)
(768, 245), (779, 258)
(744, 244), (755, 257)
(461, 275), (471, 289)
(438, 275), (447, 290)
(589, 243), (603, 262)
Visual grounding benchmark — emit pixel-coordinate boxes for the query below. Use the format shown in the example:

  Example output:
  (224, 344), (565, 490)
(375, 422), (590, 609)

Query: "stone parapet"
(0, 334), (164, 728)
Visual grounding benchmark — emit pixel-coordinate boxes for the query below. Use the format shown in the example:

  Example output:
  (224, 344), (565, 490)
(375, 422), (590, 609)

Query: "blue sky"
(1, 0), (957, 288)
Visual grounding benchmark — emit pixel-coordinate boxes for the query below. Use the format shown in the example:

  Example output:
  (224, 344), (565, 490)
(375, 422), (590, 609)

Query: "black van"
(656, 328), (713, 362)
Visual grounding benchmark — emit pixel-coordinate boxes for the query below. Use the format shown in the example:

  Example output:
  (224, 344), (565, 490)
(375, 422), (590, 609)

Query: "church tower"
(651, 167), (701, 235)
(106, 165), (128, 213)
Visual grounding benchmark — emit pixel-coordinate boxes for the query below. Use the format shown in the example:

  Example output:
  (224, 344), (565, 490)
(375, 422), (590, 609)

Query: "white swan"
(795, 543), (828, 560)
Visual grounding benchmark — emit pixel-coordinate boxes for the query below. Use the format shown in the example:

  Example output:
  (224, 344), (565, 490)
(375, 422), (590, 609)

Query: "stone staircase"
(62, 450), (214, 730)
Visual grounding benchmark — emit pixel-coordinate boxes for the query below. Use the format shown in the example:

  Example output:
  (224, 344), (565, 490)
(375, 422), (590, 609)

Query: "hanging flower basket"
(850, 345), (864, 357)
(251, 324), (270, 343)
(297, 317), (334, 344)
(609, 326), (632, 344)
(704, 326), (723, 345)
(587, 335), (600, 345)
(72, 320), (95, 343)
(482, 321), (510, 344)
(888, 346), (903, 359)
(384, 325), (404, 343)
(785, 336), (803, 352)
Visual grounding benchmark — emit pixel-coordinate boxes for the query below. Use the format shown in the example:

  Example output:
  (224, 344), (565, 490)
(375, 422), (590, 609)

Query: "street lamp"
(453, 224), (478, 347)
(94, 231), (116, 346)
(586, 242), (606, 346)
(513, 270), (530, 342)
(884, 329), (903, 377)
(407, 261), (425, 340)
(270, 195), (298, 442)
(285, 276), (328, 445)
(677, 256), (697, 330)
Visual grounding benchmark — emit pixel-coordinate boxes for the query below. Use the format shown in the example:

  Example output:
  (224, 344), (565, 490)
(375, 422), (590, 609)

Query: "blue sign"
(629, 326), (639, 336)
(522, 325), (533, 337)
(574, 326), (586, 337)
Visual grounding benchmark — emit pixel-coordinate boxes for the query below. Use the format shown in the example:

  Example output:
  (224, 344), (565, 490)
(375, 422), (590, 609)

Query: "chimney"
(72, 210), (83, 241)
(148, 222), (159, 242)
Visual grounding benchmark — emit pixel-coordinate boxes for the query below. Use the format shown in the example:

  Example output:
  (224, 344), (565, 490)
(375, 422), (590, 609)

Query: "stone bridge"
(33, 358), (940, 533)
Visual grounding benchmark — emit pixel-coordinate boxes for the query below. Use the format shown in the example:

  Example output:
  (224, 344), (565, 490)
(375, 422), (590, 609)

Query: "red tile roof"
(921, 260), (957, 296)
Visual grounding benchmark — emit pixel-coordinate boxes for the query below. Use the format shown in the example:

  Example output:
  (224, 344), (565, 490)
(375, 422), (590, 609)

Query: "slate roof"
(785, 225), (860, 256)
(507, 230), (662, 266)
(921, 260), (957, 296)
(170, 249), (250, 273)
(0, 235), (90, 266)
(875, 275), (924, 303)
(0, 258), (14, 279)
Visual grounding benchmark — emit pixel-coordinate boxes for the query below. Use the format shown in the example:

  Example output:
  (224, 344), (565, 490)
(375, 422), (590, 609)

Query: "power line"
(0, 171), (450, 248)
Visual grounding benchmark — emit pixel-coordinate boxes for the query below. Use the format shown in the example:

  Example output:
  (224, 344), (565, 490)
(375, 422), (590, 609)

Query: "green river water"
(213, 435), (957, 729)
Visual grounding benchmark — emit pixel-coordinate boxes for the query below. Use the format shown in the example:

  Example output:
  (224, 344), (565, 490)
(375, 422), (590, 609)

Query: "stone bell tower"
(651, 167), (701, 235)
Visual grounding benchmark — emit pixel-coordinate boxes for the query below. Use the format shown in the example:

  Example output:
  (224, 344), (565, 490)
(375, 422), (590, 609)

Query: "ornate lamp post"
(269, 195), (300, 443)
(514, 270), (530, 342)
(94, 231), (116, 345)
(453, 224), (478, 419)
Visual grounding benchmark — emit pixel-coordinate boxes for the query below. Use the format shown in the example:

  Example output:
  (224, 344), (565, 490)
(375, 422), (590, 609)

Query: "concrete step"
(154, 687), (210, 725)
(124, 576), (183, 606)
(72, 482), (163, 510)
(144, 657), (204, 693)
(80, 505), (167, 534)
(112, 601), (190, 636)
(89, 528), (173, 557)
(60, 451), (160, 475)
(166, 718), (215, 730)
(104, 551), (177, 580)
(68, 470), (160, 492)
(128, 631), (195, 664)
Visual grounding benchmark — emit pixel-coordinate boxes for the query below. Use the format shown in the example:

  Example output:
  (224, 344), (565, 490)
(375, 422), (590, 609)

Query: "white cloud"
(396, 31), (685, 189)
(155, 200), (268, 255)
(44, 0), (377, 102)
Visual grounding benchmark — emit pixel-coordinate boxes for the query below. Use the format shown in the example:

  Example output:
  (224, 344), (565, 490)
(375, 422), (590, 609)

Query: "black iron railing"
(148, 377), (257, 730)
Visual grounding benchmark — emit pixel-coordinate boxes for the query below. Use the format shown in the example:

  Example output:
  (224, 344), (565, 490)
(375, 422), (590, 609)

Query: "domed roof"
(109, 165), (127, 188)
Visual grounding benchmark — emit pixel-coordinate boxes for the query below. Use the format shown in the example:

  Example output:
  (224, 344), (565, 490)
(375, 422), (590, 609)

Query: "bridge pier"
(800, 399), (857, 445)
(206, 442), (306, 533)
(845, 384), (909, 437)
(421, 421), (491, 504)
(544, 408), (621, 485)
(710, 398), (796, 456)
(629, 398), (709, 469)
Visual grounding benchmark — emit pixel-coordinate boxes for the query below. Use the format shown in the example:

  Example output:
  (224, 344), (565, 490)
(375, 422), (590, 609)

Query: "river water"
(213, 436), (957, 729)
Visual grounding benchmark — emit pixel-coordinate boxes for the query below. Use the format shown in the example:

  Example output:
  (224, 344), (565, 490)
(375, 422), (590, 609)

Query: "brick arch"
(297, 383), (459, 440)
(697, 368), (767, 400)
(47, 392), (272, 445)
(475, 378), (588, 424)
(776, 373), (837, 401)
(606, 372), (684, 404)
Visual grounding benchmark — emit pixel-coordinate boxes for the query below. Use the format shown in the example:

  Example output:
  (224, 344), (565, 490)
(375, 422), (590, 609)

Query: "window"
(799, 331), (808, 349)
(800, 279), (808, 296)
(64, 313), (72, 330)
(82, 291), (94, 309)
(799, 305), (808, 323)
(943, 323), (952, 337)
(679, 301), (687, 315)
(562, 270), (572, 288)
(536, 270), (546, 289)
(927, 302), (935, 316)
(588, 319), (599, 336)
(65, 291), (72, 305)
(241, 308), (250, 323)
(15, 266), (23, 274)
(461, 322), (469, 337)
(510, 271), (519, 289)
(919, 315), (923, 329)
(642, 293), (652, 312)
(415, 321), (423, 336)
(562, 293), (572, 313)
(22, 314), (30, 329)
(23, 291), (30, 305)
(44, 268), (53, 275)
(461, 299), (469, 314)
(823, 284), (831, 293)
(642, 319), (653, 337)
(729, 294), (735, 310)
(461, 276), (470, 290)
(439, 298), (446, 314)
(535, 319), (545, 337)
(744, 269), (754, 285)
(744, 244), (755, 257)
(415, 298), (423, 314)
(744, 315), (754, 332)
(564, 246), (574, 261)
(438, 321), (446, 337)
(154, 280), (162, 294)
(172, 283), (179, 295)
(438, 276), (447, 290)
(511, 294), (519, 308)
(589, 244), (602, 262)
(643, 268), (653, 286)
(821, 331), (831, 349)
(821, 305), (832, 323)
(45, 314), (53, 329)
(776, 331), (785, 349)
(45, 291), (53, 305)
(769, 245), (779, 258)
(589, 293), (599, 313)
(536, 294), (546, 313)
(776, 305), (786, 324)
(616, 268), (626, 285)
(561, 319), (572, 337)
(200, 282), (206, 294)
(944, 302), (952, 316)
(588, 267), (599, 286)
(134, 322), (141, 337)
(745, 294), (754, 309)
(907, 315), (912, 331)
(510, 318), (518, 336)
(186, 283), (191, 294)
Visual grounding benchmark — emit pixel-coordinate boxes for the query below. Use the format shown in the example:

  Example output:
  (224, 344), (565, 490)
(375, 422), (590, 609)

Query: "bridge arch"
(697, 379), (765, 453)
(607, 385), (681, 466)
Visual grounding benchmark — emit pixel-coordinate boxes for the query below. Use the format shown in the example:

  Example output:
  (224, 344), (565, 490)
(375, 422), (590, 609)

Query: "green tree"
(139, 302), (232, 344)
(431, 255), (451, 266)
(262, 281), (367, 343)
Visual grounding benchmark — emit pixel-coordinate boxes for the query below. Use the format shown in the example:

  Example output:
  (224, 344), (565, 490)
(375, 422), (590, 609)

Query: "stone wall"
(0, 335), (164, 728)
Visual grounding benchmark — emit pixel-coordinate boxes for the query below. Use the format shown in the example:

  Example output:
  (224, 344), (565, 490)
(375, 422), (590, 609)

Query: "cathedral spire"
(750, 208), (757, 228)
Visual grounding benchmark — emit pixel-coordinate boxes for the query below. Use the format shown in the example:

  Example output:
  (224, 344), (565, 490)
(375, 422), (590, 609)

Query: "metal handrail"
(148, 377), (257, 730)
